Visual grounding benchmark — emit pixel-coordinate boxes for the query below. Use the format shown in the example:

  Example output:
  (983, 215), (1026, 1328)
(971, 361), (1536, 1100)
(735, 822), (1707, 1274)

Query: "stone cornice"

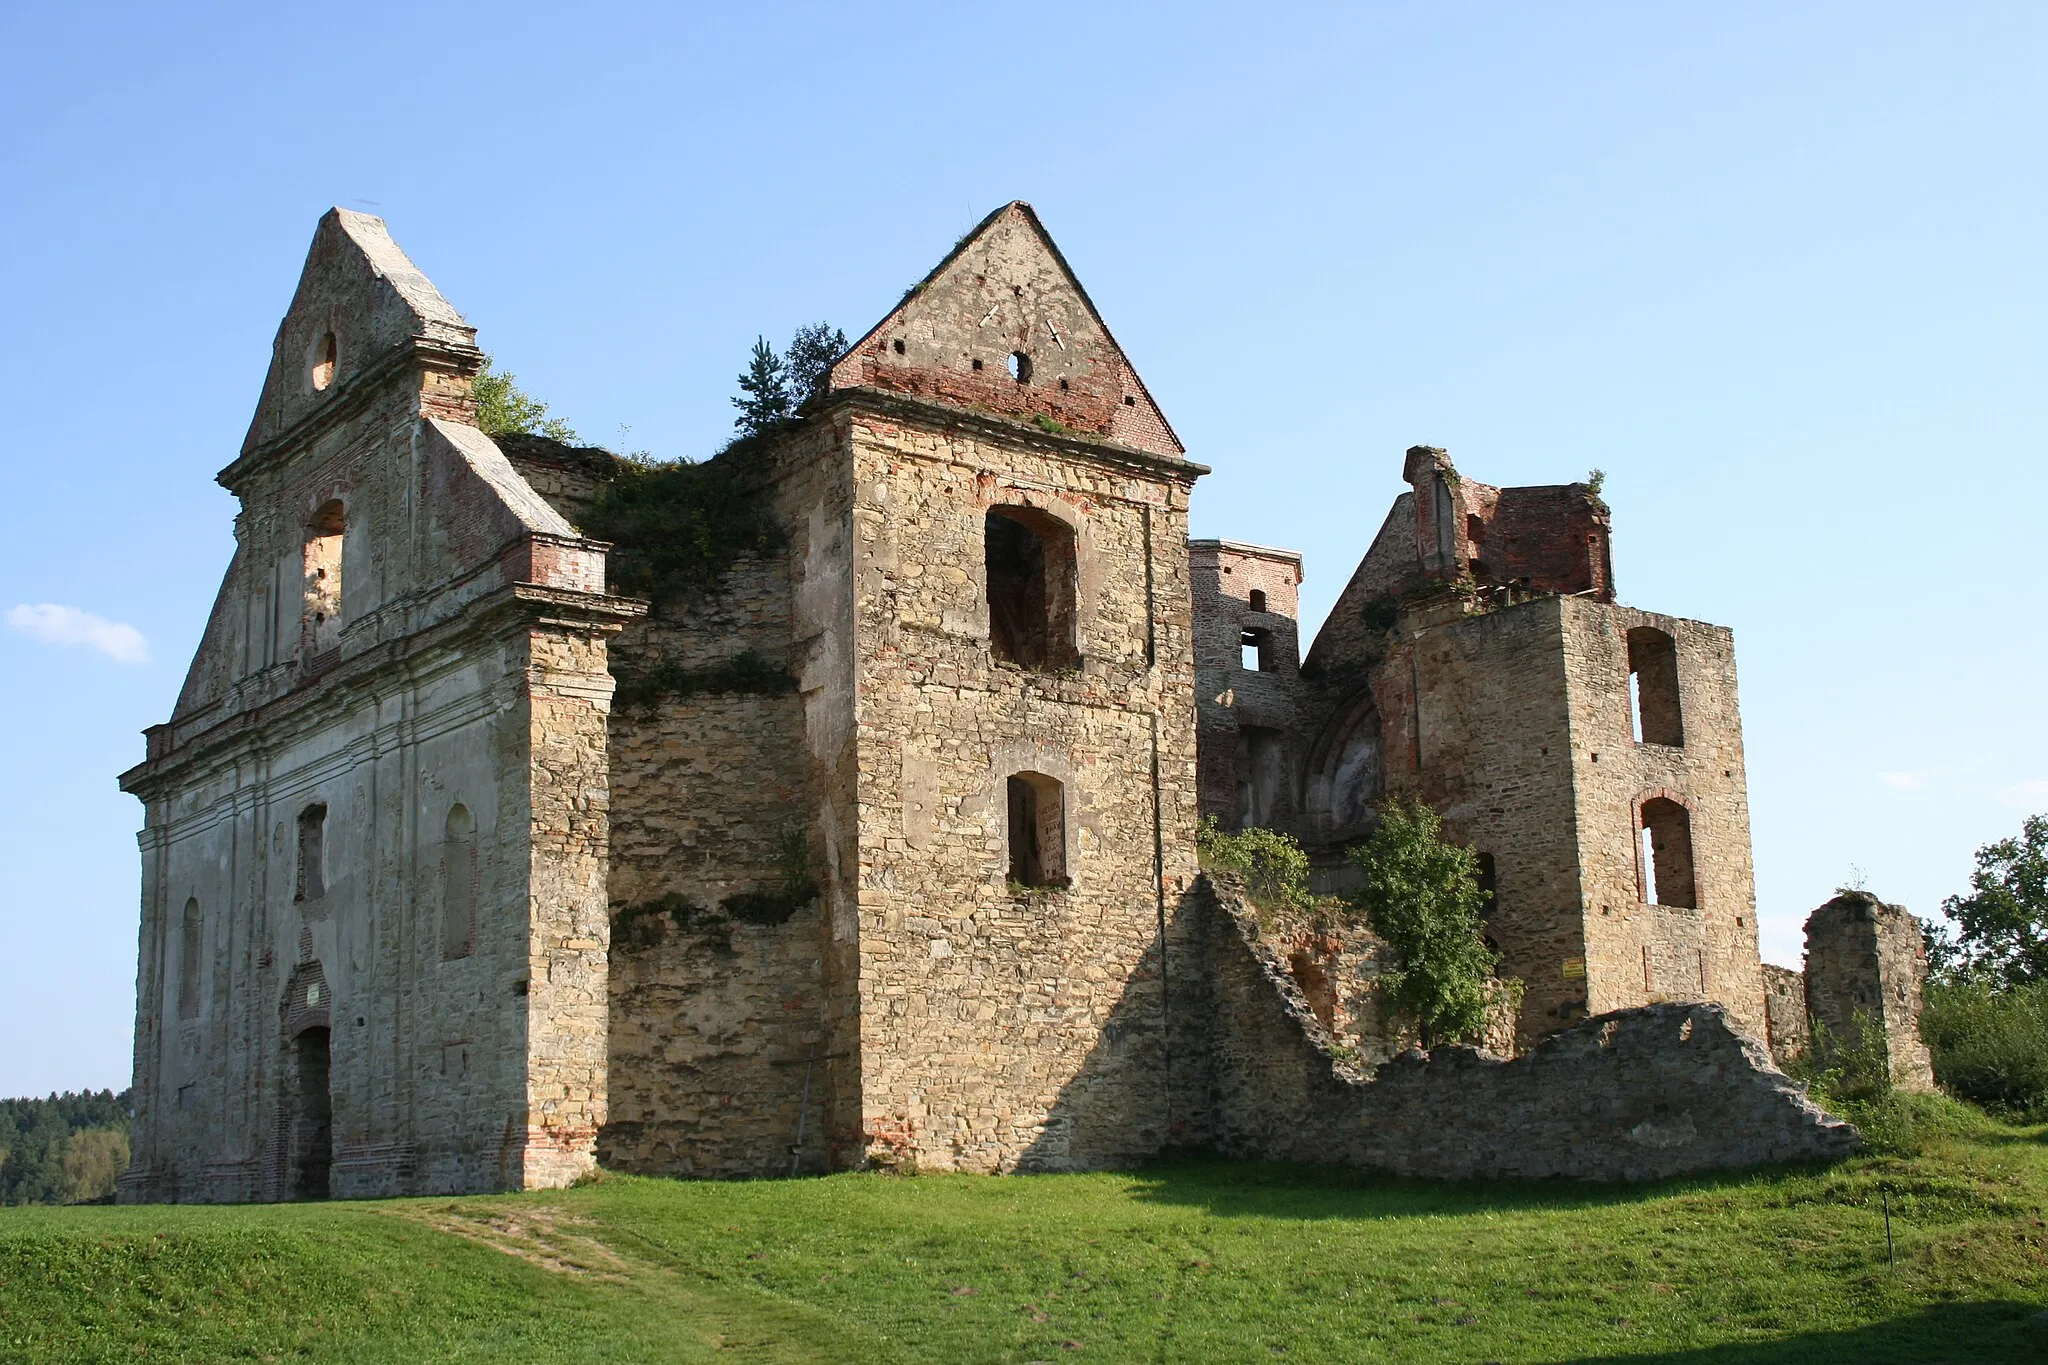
(120, 581), (644, 800)
(217, 335), (484, 495)
(815, 387), (1210, 486)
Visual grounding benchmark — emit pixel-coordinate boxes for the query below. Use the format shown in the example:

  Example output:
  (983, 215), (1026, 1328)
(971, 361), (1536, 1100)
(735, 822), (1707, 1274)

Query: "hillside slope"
(2, 1109), (2044, 1363)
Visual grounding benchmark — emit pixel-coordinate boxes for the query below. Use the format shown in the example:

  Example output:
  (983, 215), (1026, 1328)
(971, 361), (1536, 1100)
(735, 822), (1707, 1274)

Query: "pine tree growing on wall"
(732, 337), (793, 437)
(1347, 798), (1500, 1049)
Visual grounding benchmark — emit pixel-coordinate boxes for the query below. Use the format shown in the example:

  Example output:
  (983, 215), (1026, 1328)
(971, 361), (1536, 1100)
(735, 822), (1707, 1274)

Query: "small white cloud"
(1878, 770), (1931, 790)
(7, 603), (150, 665)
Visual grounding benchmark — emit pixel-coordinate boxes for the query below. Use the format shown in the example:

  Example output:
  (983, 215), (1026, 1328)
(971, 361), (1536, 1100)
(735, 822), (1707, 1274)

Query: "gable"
(239, 208), (476, 457)
(828, 202), (1184, 458)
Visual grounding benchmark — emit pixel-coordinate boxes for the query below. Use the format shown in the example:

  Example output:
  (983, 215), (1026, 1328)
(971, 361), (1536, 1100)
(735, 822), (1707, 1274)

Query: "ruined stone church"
(118, 203), (1871, 1203)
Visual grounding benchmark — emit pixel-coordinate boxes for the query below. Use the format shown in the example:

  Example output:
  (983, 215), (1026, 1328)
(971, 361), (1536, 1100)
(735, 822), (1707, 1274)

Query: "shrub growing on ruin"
(472, 355), (576, 442)
(582, 451), (782, 607)
(1195, 818), (1311, 914)
(1345, 798), (1499, 1050)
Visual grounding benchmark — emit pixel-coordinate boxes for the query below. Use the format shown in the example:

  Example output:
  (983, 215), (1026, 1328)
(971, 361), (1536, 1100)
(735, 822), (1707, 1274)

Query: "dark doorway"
(292, 1027), (333, 1200)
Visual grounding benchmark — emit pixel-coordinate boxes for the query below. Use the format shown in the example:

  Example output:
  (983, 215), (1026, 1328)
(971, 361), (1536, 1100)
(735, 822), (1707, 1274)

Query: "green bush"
(1922, 978), (2048, 1119)
(1195, 818), (1312, 914)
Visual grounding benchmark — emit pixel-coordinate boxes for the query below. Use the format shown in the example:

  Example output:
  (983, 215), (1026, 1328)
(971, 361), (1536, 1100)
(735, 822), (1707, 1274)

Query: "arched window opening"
(985, 506), (1078, 670)
(296, 804), (327, 903)
(442, 804), (476, 960)
(1305, 702), (1383, 838)
(1627, 626), (1683, 746)
(291, 1027), (333, 1200)
(309, 332), (337, 392)
(1007, 772), (1067, 888)
(301, 500), (346, 662)
(1248, 589), (1268, 614)
(1240, 627), (1276, 673)
(1638, 797), (1697, 908)
(1008, 351), (1033, 384)
(1475, 852), (1498, 914)
(177, 898), (202, 1020)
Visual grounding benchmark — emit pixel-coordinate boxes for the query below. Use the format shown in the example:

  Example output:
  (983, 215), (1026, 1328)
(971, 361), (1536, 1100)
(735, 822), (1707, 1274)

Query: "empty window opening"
(1057, 377), (1070, 391)
(291, 1027), (332, 1200)
(892, 338), (906, 355)
(1638, 797), (1697, 908)
(296, 804), (327, 902)
(1248, 589), (1268, 614)
(971, 357), (984, 370)
(300, 500), (345, 661)
(309, 332), (337, 392)
(1466, 513), (1485, 544)
(985, 506), (1078, 670)
(1475, 852), (1498, 914)
(1008, 352), (1032, 384)
(1123, 394), (1136, 406)
(442, 804), (476, 960)
(1627, 627), (1683, 746)
(1007, 772), (1067, 888)
(177, 897), (202, 1020)
(1240, 627), (1277, 673)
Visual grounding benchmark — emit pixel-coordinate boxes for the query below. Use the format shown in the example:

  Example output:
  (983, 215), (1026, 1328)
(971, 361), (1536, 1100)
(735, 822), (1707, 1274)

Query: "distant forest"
(0, 1090), (130, 1205)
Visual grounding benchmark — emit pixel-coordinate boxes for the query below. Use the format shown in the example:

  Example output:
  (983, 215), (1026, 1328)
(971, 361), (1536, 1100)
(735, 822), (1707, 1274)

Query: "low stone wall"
(1201, 875), (1859, 1180)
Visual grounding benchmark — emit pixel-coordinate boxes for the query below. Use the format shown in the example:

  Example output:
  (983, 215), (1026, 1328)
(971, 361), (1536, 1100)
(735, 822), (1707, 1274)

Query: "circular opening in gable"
(1009, 352), (1032, 384)
(309, 332), (337, 392)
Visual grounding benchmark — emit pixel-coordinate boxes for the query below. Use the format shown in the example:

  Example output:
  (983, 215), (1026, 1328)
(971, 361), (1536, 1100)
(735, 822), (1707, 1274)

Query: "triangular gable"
(239, 209), (476, 457)
(828, 202), (1185, 459)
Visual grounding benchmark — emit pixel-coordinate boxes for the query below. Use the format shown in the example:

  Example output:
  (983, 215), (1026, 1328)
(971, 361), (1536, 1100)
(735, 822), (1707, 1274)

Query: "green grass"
(4, 1117), (2047, 1363)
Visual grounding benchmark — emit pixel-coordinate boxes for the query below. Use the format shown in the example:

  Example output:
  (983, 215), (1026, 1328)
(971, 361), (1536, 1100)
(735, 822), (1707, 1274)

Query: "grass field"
(3, 1102), (2045, 1363)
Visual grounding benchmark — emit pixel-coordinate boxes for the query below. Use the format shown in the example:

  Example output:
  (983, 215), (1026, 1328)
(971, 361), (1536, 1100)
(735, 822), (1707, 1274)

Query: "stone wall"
(1762, 962), (1809, 1064)
(841, 394), (1205, 1173)
(593, 422), (848, 1180)
(1802, 892), (1936, 1091)
(1199, 876), (1858, 1179)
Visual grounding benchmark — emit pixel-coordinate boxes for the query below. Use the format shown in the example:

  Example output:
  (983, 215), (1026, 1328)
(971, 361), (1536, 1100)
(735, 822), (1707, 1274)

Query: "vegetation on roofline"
(473, 355), (576, 442)
(609, 649), (796, 712)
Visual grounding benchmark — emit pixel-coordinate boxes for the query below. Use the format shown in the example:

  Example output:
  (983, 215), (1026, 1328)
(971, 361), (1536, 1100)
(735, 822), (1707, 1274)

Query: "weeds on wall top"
(473, 355), (576, 442)
(582, 438), (783, 609)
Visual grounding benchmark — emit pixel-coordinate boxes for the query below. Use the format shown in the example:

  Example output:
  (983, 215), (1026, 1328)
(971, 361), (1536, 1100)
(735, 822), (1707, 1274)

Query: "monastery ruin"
(117, 203), (1914, 1202)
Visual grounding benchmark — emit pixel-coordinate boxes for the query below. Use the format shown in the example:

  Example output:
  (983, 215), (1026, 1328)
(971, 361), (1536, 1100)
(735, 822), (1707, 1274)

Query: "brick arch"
(280, 961), (331, 1039)
(1631, 789), (1699, 910)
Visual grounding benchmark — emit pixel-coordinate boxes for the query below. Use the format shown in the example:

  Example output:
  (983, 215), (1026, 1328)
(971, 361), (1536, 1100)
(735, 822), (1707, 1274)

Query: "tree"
(731, 336), (793, 437)
(784, 322), (848, 410)
(1938, 814), (2048, 987)
(472, 355), (576, 442)
(1346, 797), (1500, 1049)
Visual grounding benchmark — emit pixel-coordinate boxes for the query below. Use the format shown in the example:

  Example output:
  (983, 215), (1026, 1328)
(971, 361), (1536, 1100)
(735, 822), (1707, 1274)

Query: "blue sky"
(2, 3), (2042, 1095)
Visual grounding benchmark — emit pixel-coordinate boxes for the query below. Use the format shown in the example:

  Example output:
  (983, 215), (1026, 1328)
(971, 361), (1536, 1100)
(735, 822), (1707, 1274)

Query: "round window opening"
(310, 332), (338, 392)
(1008, 352), (1032, 384)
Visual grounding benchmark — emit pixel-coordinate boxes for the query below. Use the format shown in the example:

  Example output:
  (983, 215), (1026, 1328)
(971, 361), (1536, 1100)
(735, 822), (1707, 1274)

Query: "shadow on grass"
(1115, 1154), (1843, 1221)
(1560, 1300), (2042, 1363)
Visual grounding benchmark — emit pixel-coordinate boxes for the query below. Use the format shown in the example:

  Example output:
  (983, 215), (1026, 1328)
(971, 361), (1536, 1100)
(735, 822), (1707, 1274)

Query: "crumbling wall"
(1201, 876), (1858, 1179)
(1803, 892), (1936, 1092)
(1189, 540), (1306, 830)
(597, 423), (847, 1179)
(1762, 962), (1809, 1065)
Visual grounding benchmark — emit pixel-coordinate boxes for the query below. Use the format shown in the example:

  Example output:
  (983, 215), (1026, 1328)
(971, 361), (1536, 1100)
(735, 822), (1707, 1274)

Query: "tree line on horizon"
(0, 1088), (130, 1206)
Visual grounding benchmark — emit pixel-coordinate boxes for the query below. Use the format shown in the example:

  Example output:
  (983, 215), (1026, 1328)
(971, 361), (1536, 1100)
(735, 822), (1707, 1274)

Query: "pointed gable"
(239, 208), (477, 457)
(828, 202), (1184, 459)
